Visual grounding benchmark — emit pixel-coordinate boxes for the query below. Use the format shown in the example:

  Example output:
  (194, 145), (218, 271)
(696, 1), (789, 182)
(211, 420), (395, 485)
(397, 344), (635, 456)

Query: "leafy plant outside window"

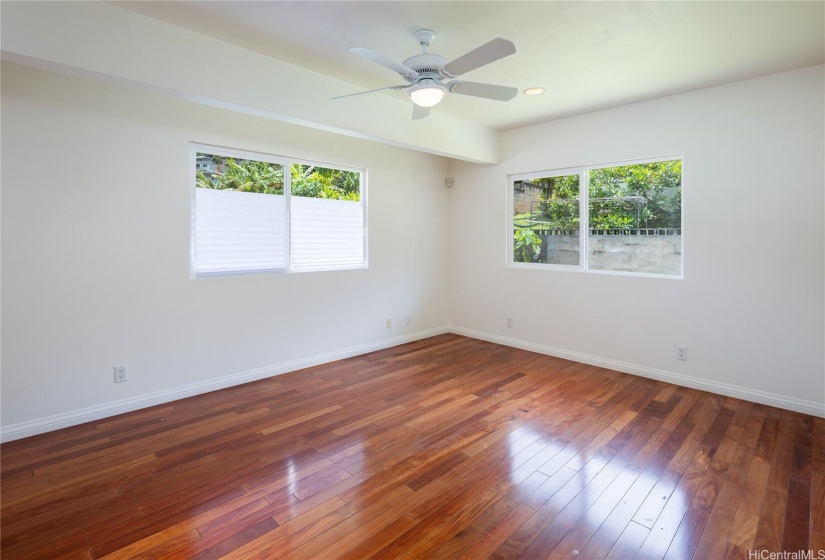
(196, 154), (360, 201)
(514, 229), (542, 262)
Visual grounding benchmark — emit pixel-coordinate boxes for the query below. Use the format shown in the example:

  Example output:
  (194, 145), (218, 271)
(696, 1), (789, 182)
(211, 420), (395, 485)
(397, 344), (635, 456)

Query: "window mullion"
(285, 162), (292, 272)
(361, 170), (368, 268)
(580, 169), (589, 271)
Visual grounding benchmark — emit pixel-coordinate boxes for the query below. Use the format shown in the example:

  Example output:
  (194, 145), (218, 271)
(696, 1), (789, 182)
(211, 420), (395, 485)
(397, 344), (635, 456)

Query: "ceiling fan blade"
(350, 47), (418, 78)
(441, 38), (516, 77)
(330, 85), (408, 100)
(412, 104), (430, 120)
(449, 81), (518, 102)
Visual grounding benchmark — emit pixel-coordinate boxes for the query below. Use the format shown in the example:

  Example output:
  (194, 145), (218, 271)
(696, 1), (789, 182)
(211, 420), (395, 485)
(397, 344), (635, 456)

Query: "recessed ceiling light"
(523, 87), (545, 95)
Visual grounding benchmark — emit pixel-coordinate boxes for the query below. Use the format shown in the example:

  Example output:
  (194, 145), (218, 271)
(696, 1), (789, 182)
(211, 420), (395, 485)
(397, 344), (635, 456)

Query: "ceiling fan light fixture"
(408, 81), (446, 107)
(340, 32), (519, 120)
(523, 87), (545, 95)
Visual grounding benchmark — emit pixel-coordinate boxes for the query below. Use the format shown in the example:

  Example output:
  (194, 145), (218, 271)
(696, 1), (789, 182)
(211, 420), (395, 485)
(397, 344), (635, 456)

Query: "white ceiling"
(116, 1), (824, 131)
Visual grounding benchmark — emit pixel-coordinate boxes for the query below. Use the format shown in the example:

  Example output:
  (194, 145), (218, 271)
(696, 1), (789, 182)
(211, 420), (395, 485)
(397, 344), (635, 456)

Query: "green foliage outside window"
(196, 156), (284, 194)
(513, 160), (681, 232)
(589, 160), (681, 230)
(290, 164), (360, 201)
(513, 229), (542, 263)
(512, 160), (681, 263)
(196, 154), (360, 201)
(536, 174), (580, 229)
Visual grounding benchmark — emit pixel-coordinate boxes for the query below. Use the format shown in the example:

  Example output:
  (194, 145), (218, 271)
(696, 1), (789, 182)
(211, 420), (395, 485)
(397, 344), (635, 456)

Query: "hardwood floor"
(1, 334), (822, 559)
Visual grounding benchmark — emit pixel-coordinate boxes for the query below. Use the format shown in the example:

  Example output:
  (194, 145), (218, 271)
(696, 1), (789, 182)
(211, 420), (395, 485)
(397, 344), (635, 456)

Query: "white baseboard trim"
(448, 326), (825, 418)
(4, 324), (821, 442)
(0, 326), (450, 443)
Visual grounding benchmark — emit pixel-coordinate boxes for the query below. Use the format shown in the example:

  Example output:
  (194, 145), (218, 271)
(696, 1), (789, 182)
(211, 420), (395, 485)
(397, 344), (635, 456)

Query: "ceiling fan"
(332, 29), (518, 120)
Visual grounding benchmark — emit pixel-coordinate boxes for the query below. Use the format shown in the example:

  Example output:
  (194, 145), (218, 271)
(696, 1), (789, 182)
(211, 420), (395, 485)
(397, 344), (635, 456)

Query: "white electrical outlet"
(506, 318), (513, 328)
(114, 365), (128, 383)
(405, 313), (411, 325)
(385, 317), (392, 329)
(676, 346), (687, 361)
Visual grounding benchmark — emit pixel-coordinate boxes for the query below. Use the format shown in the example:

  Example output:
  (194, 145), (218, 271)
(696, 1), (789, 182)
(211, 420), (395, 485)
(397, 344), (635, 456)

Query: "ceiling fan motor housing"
(402, 54), (448, 82)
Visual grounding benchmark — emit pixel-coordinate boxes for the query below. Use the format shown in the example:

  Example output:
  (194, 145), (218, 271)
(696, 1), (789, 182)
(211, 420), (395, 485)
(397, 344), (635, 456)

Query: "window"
(191, 145), (366, 277)
(510, 157), (682, 277)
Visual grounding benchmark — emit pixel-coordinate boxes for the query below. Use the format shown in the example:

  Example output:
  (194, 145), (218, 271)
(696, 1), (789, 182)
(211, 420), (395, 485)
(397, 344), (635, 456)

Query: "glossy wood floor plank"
(1, 334), (822, 559)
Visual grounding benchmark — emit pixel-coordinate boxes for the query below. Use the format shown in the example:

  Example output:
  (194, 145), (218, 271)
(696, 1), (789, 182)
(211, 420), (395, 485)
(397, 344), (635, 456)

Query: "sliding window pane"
(193, 153), (287, 275)
(588, 160), (682, 275)
(290, 164), (364, 271)
(513, 174), (580, 265)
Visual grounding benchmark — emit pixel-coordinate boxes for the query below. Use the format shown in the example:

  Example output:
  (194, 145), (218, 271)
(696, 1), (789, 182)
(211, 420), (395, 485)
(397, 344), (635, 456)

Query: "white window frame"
(507, 155), (684, 279)
(190, 143), (368, 278)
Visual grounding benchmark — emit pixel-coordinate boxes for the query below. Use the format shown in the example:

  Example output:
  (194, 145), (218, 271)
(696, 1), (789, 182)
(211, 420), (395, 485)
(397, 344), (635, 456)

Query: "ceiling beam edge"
(0, 1), (500, 164)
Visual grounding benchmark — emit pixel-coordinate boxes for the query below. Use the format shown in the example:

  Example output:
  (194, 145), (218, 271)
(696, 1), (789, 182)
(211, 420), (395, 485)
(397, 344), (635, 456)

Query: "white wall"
(447, 65), (825, 416)
(0, 62), (451, 438)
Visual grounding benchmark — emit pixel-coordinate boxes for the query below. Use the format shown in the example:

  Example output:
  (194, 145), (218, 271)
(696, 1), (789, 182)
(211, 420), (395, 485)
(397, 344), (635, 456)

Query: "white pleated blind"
(291, 196), (365, 271)
(193, 188), (288, 276)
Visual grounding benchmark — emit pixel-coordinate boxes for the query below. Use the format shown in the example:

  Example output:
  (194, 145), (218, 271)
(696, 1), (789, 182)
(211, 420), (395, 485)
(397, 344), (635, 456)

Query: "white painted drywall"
(0, 62), (450, 436)
(447, 65), (825, 414)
